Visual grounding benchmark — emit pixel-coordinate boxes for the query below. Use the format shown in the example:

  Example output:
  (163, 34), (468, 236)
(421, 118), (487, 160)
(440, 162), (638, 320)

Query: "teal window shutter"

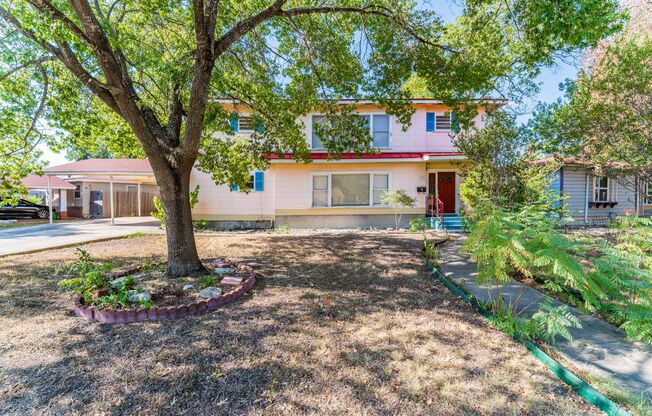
(230, 184), (239, 191)
(255, 121), (264, 133)
(254, 171), (264, 191)
(426, 112), (435, 132)
(229, 114), (239, 133)
(451, 111), (460, 133)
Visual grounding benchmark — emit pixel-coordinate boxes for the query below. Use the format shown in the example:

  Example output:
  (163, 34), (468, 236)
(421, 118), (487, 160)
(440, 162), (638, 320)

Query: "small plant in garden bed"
(58, 250), (254, 313)
(58, 252), (152, 309)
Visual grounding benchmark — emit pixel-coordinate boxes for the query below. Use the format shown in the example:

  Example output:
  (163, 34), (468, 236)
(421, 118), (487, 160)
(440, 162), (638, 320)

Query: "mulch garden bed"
(73, 259), (257, 324)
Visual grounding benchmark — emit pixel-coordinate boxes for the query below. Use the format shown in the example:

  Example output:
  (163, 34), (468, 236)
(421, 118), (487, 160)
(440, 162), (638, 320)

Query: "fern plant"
(463, 199), (652, 344)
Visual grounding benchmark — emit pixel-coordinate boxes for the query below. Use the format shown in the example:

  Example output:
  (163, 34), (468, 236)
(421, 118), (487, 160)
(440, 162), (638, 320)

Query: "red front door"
(437, 172), (456, 214)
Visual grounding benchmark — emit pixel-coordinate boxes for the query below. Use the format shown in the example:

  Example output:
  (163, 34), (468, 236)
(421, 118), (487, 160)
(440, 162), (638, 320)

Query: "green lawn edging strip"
(429, 262), (630, 416)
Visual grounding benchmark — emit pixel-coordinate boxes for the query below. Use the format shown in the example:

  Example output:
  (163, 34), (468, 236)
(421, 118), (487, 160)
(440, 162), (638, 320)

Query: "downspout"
(584, 174), (590, 224)
(634, 176), (640, 216)
(559, 168), (564, 220)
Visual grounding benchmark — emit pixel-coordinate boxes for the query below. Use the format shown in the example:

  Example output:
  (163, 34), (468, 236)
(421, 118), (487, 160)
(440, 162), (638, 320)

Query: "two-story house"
(190, 99), (501, 229)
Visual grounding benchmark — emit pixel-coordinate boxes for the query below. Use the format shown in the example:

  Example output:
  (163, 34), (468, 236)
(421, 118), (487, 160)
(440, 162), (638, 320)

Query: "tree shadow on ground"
(0, 233), (600, 415)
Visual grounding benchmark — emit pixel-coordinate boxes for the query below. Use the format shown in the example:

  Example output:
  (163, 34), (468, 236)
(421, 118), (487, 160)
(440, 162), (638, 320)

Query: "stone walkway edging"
(73, 267), (256, 324)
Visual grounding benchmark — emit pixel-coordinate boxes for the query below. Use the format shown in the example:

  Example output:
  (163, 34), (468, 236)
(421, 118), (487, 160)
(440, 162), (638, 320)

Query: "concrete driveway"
(0, 217), (163, 256)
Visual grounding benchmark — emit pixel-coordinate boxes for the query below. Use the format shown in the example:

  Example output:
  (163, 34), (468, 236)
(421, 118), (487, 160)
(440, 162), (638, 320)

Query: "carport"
(22, 174), (77, 218)
(43, 159), (157, 225)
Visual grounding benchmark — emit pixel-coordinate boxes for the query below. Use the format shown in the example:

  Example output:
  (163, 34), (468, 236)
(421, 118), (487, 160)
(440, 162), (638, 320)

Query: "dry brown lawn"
(0, 232), (599, 415)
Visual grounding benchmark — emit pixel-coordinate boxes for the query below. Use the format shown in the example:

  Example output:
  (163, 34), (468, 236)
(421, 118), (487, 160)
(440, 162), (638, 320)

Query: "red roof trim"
(268, 152), (463, 160)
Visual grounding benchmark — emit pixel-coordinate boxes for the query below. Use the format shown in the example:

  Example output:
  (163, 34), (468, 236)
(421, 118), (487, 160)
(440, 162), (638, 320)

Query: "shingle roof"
(44, 158), (153, 175)
(22, 174), (77, 190)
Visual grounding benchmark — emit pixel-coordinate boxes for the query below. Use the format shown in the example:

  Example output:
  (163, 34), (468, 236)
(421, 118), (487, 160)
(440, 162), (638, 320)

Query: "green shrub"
(201, 275), (215, 288)
(152, 185), (200, 225)
(489, 299), (582, 343)
(464, 201), (652, 343)
(381, 189), (416, 229)
(194, 219), (209, 230)
(409, 217), (432, 232)
(58, 250), (151, 309)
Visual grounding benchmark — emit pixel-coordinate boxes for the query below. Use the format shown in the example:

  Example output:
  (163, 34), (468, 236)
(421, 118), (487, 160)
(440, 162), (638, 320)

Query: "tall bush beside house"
(382, 189), (416, 229)
(455, 112), (560, 214)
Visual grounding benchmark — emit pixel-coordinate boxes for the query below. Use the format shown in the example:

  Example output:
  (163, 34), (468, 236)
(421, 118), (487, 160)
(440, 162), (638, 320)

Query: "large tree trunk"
(156, 163), (206, 277)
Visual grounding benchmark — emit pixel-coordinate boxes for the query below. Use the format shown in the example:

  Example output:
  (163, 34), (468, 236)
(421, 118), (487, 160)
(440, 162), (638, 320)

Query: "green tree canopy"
(0, 0), (624, 275)
(530, 35), (652, 186)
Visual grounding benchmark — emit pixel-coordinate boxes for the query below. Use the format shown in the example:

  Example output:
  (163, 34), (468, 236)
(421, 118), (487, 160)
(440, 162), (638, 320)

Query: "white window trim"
(434, 112), (452, 132)
(74, 184), (82, 199)
(309, 171), (392, 208)
(234, 172), (264, 193)
(238, 114), (255, 133)
(645, 182), (652, 204)
(593, 176), (610, 202)
(126, 185), (137, 193)
(308, 113), (392, 150)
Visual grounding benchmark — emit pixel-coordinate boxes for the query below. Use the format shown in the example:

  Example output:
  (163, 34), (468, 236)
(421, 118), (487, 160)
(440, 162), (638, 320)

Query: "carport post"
(109, 175), (115, 225)
(137, 182), (142, 216)
(47, 175), (53, 224)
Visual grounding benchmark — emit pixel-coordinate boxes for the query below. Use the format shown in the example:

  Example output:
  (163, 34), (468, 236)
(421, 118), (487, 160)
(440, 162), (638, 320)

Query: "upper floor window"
(594, 176), (609, 202)
(237, 115), (255, 132)
(311, 114), (390, 149)
(229, 114), (262, 133)
(426, 112), (457, 132)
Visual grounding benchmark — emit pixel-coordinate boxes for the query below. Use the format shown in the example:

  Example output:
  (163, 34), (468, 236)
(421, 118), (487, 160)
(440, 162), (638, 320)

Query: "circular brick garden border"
(73, 265), (256, 324)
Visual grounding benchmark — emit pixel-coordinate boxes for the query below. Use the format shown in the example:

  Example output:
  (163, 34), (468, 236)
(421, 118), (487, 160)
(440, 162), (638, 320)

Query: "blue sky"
(40, 1), (578, 166)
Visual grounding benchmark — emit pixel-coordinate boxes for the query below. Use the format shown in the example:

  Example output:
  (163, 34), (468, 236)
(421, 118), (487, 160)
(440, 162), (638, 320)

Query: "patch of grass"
(124, 232), (150, 239)
(582, 373), (652, 416)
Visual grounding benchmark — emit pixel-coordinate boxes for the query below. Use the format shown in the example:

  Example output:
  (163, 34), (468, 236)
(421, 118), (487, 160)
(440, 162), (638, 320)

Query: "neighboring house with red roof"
(44, 159), (158, 219)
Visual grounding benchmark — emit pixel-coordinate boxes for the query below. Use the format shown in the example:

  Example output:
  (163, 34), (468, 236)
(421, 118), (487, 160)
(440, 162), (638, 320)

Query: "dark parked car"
(0, 198), (55, 219)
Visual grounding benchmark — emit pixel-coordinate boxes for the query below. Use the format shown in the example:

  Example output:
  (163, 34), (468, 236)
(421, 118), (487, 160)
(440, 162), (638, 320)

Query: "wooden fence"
(114, 191), (159, 217)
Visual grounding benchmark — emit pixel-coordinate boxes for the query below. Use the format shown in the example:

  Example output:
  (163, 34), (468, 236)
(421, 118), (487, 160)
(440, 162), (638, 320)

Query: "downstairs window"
(311, 173), (390, 207)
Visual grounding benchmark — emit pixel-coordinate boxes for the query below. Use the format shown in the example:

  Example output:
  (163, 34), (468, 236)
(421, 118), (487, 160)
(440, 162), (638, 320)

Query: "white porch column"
(47, 175), (53, 224)
(137, 182), (142, 216)
(59, 188), (67, 218)
(110, 175), (115, 224)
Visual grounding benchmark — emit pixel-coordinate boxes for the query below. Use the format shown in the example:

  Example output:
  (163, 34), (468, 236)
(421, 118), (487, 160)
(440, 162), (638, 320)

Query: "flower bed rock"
(73, 261), (257, 324)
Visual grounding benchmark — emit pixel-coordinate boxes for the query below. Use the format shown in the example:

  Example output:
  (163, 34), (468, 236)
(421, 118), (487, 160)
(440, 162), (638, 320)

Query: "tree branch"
(25, 0), (93, 45)
(279, 5), (454, 52)
(213, 0), (287, 57)
(0, 6), (122, 115)
(166, 82), (184, 146)
(22, 63), (49, 148)
(0, 55), (53, 82)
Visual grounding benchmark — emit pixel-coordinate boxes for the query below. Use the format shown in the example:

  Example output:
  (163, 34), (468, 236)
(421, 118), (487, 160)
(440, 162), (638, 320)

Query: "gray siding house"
(546, 158), (647, 224)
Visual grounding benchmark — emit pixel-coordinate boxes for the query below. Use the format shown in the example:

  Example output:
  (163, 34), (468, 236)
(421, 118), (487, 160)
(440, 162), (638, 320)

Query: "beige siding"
(190, 170), (275, 221)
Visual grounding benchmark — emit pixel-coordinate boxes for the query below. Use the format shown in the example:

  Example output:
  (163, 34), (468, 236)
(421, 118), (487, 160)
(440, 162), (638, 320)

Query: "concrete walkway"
(0, 217), (163, 256)
(438, 235), (652, 399)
